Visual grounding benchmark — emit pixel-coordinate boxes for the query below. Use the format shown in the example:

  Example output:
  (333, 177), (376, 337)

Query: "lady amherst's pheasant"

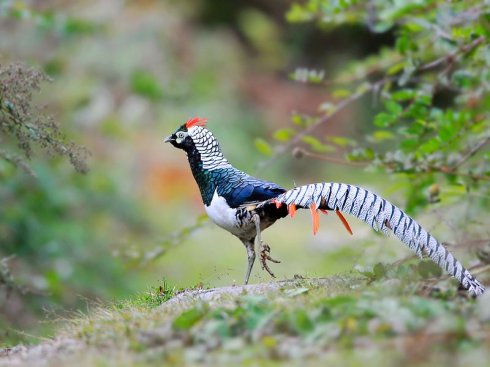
(164, 117), (485, 296)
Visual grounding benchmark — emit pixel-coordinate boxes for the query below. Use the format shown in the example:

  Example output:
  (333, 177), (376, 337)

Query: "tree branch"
(258, 36), (488, 172)
(451, 136), (490, 171)
(419, 35), (485, 71)
(257, 78), (390, 171)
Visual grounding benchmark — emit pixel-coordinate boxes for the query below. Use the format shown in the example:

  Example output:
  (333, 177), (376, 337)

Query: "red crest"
(185, 117), (208, 129)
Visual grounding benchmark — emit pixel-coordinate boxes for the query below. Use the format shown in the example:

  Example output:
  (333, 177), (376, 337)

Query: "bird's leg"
(259, 242), (280, 278)
(241, 239), (255, 285)
(252, 213), (280, 278)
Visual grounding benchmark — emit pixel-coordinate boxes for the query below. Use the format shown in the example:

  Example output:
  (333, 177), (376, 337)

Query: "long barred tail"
(265, 182), (485, 296)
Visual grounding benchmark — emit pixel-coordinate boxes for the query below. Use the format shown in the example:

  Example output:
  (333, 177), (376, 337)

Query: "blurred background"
(1, 0), (485, 345)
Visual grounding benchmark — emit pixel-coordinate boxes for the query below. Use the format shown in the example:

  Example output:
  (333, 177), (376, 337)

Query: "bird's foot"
(259, 242), (280, 278)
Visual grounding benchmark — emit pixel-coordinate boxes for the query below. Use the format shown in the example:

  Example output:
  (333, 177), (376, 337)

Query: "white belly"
(205, 191), (240, 233)
(205, 190), (256, 238)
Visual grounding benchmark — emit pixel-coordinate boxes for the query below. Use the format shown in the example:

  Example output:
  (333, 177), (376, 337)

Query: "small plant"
(118, 279), (177, 310)
(0, 63), (88, 174)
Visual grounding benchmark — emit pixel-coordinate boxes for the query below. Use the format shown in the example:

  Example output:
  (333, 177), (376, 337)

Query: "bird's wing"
(257, 182), (485, 296)
(218, 174), (286, 208)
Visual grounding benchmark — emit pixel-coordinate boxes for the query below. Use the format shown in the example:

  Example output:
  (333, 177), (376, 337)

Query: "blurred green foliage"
(0, 1), (163, 343)
(130, 70), (163, 101)
(266, 0), (490, 214)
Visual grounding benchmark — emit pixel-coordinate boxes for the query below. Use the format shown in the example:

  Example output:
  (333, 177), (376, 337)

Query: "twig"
(452, 136), (490, 170)
(321, 55), (402, 87)
(419, 36), (485, 71)
(257, 78), (391, 171)
(416, 136), (490, 181)
(258, 36), (488, 173)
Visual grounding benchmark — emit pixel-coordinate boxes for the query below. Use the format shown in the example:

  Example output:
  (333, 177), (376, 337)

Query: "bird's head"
(164, 117), (229, 169)
(164, 117), (208, 151)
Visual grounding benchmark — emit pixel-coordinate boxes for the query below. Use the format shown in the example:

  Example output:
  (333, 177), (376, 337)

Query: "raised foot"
(259, 242), (280, 278)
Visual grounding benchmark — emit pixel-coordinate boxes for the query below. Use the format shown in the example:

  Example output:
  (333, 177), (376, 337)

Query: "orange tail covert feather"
(310, 203), (320, 235)
(335, 210), (353, 235)
(288, 204), (297, 218)
(319, 209), (329, 215)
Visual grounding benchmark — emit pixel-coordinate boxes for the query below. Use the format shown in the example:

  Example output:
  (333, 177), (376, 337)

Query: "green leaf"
(439, 125), (456, 142)
(418, 138), (441, 154)
(370, 130), (394, 142)
(172, 307), (206, 330)
(332, 89), (351, 99)
(254, 138), (273, 156)
(327, 135), (356, 147)
(417, 260), (443, 278)
(290, 309), (314, 334)
(62, 17), (99, 36)
(391, 89), (415, 101)
(387, 62), (405, 76)
(400, 138), (418, 151)
(395, 35), (410, 54)
(322, 295), (356, 308)
(374, 112), (395, 127)
(416, 93), (432, 106)
(301, 135), (335, 153)
(384, 100), (403, 115)
(404, 22), (424, 33)
(373, 263), (387, 279)
(273, 128), (295, 142)
(286, 4), (313, 22)
(406, 101), (429, 120)
(291, 113), (307, 126)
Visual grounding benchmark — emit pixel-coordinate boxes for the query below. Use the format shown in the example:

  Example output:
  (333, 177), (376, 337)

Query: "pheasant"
(164, 117), (485, 296)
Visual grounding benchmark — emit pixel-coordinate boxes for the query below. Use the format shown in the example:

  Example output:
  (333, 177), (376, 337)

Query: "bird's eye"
(177, 132), (186, 139)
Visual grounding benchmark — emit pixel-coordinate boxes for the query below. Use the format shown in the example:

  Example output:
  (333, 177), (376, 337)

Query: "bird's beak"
(163, 135), (173, 143)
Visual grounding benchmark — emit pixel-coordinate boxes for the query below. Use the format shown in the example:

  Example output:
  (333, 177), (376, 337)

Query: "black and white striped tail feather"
(270, 182), (485, 296)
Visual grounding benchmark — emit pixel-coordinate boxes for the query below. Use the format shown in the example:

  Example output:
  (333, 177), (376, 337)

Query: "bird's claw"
(259, 242), (280, 278)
